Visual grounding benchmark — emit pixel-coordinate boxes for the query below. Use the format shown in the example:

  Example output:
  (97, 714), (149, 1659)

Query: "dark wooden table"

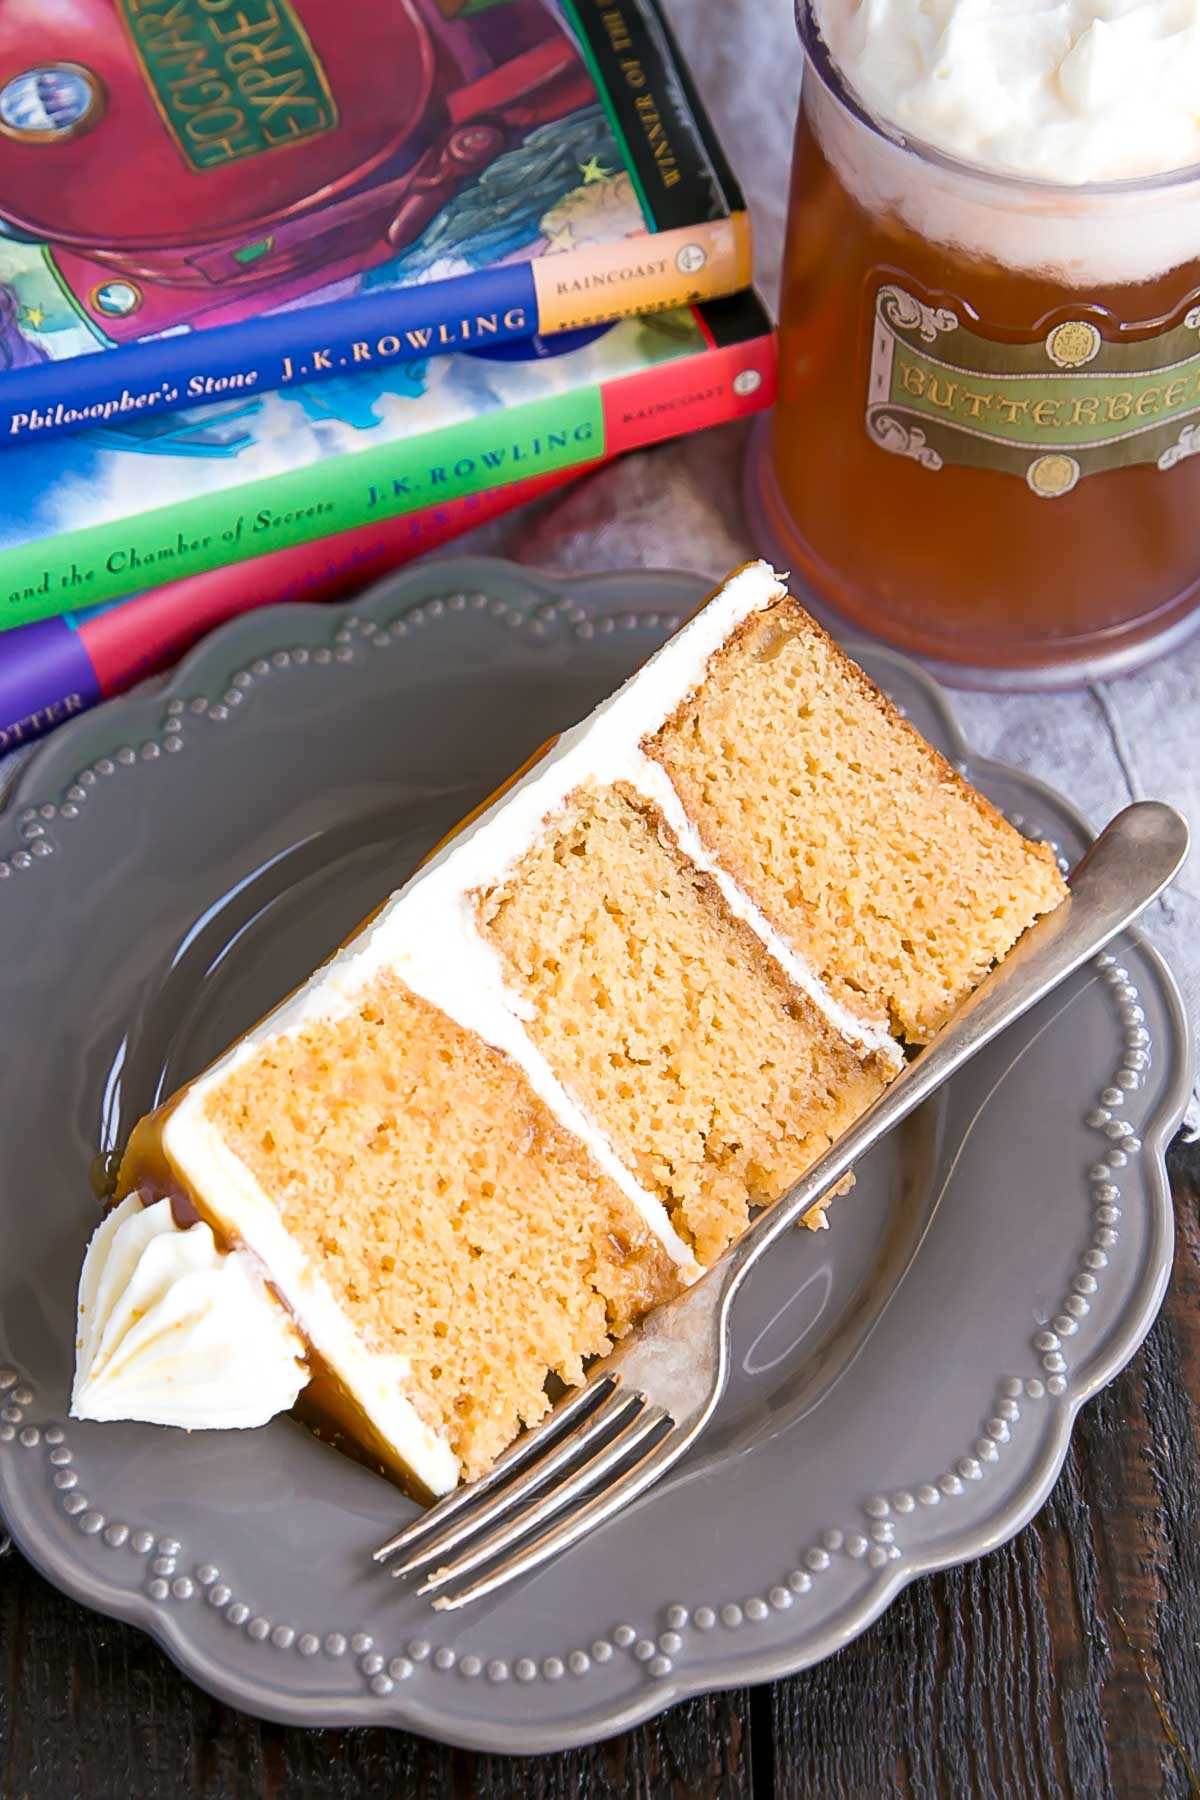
(3, 1136), (1197, 1799)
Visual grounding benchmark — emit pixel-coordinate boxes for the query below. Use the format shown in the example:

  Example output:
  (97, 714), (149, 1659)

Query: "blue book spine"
(0, 265), (539, 451)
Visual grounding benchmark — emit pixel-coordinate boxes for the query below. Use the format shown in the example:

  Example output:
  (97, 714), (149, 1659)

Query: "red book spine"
(602, 329), (777, 457)
(80, 469), (580, 695)
(0, 470), (581, 753)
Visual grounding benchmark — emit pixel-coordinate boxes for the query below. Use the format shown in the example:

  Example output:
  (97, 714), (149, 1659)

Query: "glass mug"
(752, 1), (1200, 684)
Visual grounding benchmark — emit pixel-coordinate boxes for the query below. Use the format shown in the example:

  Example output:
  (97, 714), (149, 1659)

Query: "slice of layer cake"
(71, 562), (1067, 1497)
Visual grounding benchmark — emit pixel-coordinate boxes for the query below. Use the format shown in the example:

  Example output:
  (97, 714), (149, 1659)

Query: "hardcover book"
(0, 0), (751, 447)
(0, 288), (775, 632)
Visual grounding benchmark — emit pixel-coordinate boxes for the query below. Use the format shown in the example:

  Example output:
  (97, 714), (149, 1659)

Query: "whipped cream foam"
(808, 0), (1200, 284)
(71, 1195), (308, 1429)
(814, 0), (1200, 184)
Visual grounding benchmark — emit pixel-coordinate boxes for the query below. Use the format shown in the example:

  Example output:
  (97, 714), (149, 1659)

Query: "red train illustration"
(0, 0), (592, 341)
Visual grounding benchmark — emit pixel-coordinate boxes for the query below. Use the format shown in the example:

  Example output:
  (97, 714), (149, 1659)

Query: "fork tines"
(374, 1375), (675, 1610)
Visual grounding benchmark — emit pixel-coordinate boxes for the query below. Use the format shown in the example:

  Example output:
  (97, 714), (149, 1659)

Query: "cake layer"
(172, 975), (681, 1485)
(647, 597), (1067, 1042)
(73, 559), (1069, 1495)
(476, 783), (891, 1264)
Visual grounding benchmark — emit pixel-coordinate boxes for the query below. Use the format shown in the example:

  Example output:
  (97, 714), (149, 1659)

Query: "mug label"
(866, 283), (1200, 496)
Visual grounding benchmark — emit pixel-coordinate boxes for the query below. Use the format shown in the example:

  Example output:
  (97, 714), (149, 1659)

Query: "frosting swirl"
(71, 1194), (308, 1429)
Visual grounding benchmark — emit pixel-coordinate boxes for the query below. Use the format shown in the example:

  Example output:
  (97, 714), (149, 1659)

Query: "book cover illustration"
(0, 0), (746, 426)
(3, 308), (700, 529)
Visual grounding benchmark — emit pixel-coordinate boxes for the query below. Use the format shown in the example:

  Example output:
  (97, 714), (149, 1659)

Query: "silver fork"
(374, 800), (1188, 1609)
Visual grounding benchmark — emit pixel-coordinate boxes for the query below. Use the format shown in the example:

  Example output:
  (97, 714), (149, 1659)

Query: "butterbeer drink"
(758, 0), (1200, 681)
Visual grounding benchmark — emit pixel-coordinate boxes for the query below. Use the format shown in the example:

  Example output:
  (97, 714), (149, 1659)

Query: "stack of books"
(0, 0), (775, 748)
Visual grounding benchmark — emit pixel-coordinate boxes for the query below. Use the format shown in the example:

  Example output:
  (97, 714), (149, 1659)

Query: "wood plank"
(0, 1548), (754, 1800)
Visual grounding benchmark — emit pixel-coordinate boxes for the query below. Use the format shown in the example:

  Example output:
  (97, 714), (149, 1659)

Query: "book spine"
(0, 220), (750, 451)
(558, 0), (747, 231)
(0, 470), (580, 753)
(0, 618), (101, 753)
(0, 320), (776, 634)
(602, 325), (776, 455)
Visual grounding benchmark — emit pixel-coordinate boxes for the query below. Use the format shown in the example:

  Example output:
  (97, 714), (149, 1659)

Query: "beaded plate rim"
(0, 555), (1192, 1752)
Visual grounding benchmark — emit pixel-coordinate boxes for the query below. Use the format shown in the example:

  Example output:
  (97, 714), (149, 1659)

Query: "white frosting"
(71, 1196), (308, 1429)
(809, 0), (1200, 283)
(86, 561), (894, 1494)
(630, 756), (900, 1056)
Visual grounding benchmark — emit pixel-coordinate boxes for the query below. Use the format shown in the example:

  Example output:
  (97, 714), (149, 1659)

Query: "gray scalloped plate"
(0, 557), (1191, 1754)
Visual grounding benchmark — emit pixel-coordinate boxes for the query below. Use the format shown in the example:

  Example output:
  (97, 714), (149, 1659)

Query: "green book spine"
(0, 390), (604, 630)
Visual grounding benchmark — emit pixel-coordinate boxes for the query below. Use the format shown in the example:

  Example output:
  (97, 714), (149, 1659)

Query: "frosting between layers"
(260, 559), (896, 1062)
(630, 755), (901, 1056)
(90, 561), (896, 1493)
(71, 1195), (308, 1429)
(156, 1113), (462, 1493)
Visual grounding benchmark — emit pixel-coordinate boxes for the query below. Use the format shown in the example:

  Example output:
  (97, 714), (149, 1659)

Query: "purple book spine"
(0, 616), (101, 754)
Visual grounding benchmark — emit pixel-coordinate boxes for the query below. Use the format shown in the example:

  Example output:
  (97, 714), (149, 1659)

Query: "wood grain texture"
(0, 1547), (754, 1800)
(2, 1140), (1196, 1800)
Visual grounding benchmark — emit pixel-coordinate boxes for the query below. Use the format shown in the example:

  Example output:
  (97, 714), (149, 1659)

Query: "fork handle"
(721, 801), (1189, 1293)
